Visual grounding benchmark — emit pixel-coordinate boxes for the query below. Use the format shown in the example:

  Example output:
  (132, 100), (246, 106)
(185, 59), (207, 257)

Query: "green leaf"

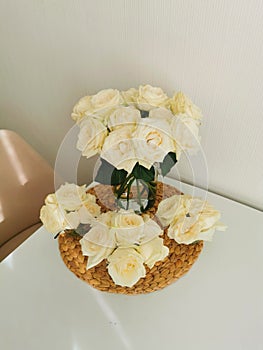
(95, 158), (116, 185)
(111, 168), (128, 186)
(160, 152), (177, 176)
(132, 162), (155, 182)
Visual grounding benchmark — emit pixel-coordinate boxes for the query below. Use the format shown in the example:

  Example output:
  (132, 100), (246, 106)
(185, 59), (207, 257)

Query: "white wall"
(1, 0), (263, 210)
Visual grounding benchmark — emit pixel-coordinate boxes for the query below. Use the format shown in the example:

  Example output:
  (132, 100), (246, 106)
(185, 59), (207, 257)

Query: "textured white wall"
(0, 0), (263, 210)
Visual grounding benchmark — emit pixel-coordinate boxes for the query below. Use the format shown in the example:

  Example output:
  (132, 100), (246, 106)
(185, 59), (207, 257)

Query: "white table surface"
(1, 179), (263, 350)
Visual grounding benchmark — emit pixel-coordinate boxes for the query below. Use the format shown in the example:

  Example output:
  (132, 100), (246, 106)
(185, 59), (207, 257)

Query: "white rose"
(107, 106), (140, 131)
(196, 222), (227, 241)
(156, 194), (184, 227)
(170, 92), (202, 121)
(137, 237), (169, 269)
(84, 193), (97, 203)
(134, 118), (175, 168)
(83, 221), (116, 248)
(196, 201), (226, 237)
(183, 196), (204, 215)
(55, 183), (88, 211)
(167, 196), (226, 244)
(71, 96), (93, 124)
(63, 211), (93, 230)
(149, 107), (174, 122)
(107, 247), (146, 287)
(121, 88), (139, 106)
(140, 215), (163, 244)
(137, 85), (168, 111)
(43, 189), (101, 230)
(113, 209), (145, 247)
(40, 205), (66, 234)
(168, 215), (202, 244)
(41, 188), (89, 232)
(96, 211), (116, 227)
(101, 126), (137, 173)
(168, 218), (189, 244)
(44, 193), (58, 208)
(90, 89), (122, 115)
(80, 237), (114, 269)
(170, 114), (200, 154)
(77, 118), (108, 159)
(74, 201), (101, 227)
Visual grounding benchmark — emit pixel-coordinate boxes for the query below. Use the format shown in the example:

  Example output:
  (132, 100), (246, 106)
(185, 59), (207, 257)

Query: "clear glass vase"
(113, 164), (158, 213)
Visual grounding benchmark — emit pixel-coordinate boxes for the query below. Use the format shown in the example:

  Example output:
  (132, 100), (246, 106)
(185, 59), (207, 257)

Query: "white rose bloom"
(40, 205), (67, 234)
(74, 201), (101, 227)
(71, 95), (93, 124)
(137, 237), (169, 269)
(170, 92), (203, 121)
(121, 88), (139, 106)
(195, 202), (226, 234)
(107, 106), (140, 131)
(113, 209), (145, 247)
(149, 107), (174, 122)
(44, 193), (58, 208)
(167, 196), (227, 244)
(41, 187), (93, 232)
(80, 237), (114, 269)
(77, 118), (108, 159)
(84, 193), (97, 203)
(134, 118), (175, 168)
(96, 211), (116, 227)
(140, 215), (163, 244)
(101, 126), (137, 173)
(44, 188), (100, 230)
(183, 196), (204, 215)
(107, 247), (146, 287)
(83, 222), (116, 249)
(63, 211), (82, 230)
(156, 194), (184, 227)
(90, 89), (122, 116)
(171, 114), (200, 154)
(55, 183), (87, 211)
(168, 215), (204, 244)
(137, 85), (168, 111)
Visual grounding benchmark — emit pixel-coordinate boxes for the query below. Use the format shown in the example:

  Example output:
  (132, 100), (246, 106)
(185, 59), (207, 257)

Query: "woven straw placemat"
(58, 182), (203, 294)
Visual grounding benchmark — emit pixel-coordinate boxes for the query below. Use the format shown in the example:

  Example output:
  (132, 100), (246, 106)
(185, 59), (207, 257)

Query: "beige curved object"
(0, 130), (54, 261)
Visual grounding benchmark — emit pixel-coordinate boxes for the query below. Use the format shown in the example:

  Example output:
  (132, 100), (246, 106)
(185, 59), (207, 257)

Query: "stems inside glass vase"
(113, 165), (157, 213)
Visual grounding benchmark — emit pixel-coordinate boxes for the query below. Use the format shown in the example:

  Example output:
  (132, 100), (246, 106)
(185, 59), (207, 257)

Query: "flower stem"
(126, 178), (133, 210)
(136, 178), (144, 212)
(115, 173), (134, 198)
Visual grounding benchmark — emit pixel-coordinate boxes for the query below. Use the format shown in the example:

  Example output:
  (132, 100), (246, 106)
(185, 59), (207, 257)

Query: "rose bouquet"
(72, 85), (201, 212)
(40, 85), (226, 292)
